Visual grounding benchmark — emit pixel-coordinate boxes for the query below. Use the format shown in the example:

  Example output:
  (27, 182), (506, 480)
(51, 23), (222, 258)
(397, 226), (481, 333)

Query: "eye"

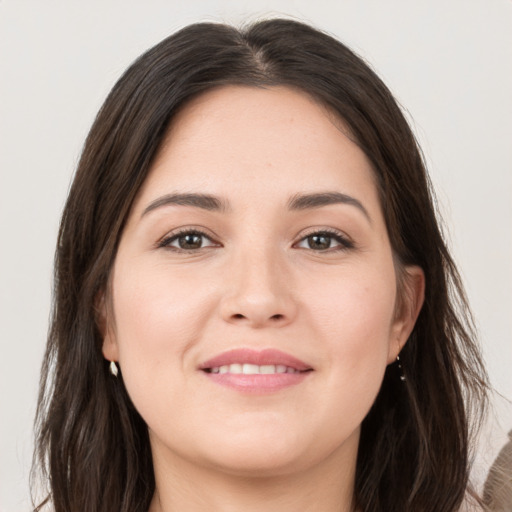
(295, 230), (354, 251)
(158, 229), (218, 251)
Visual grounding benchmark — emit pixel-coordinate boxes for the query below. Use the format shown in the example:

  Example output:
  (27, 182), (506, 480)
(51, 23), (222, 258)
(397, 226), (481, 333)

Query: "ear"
(387, 265), (425, 364)
(95, 290), (119, 362)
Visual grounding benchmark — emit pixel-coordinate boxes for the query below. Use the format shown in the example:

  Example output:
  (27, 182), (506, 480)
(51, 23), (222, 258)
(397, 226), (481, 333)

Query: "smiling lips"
(200, 348), (313, 393)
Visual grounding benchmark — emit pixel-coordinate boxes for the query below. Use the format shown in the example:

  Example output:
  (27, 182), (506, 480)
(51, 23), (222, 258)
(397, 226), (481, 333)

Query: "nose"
(219, 246), (297, 328)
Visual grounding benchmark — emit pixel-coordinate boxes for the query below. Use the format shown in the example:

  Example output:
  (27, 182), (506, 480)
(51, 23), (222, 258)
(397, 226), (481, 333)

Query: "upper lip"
(199, 348), (313, 371)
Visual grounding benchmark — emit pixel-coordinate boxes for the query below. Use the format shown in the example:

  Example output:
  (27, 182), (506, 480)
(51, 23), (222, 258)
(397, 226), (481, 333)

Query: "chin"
(196, 424), (331, 478)
(206, 448), (309, 478)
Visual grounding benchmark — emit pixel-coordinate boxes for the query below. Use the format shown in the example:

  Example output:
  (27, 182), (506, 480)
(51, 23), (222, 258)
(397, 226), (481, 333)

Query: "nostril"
(233, 313), (245, 319)
(271, 314), (284, 321)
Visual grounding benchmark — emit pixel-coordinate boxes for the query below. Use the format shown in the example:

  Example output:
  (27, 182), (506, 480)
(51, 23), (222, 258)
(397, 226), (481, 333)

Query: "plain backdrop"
(1, 0), (511, 510)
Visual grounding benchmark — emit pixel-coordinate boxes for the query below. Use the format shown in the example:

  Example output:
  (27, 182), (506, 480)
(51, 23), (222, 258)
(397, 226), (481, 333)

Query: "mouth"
(199, 348), (313, 393)
(204, 363), (306, 375)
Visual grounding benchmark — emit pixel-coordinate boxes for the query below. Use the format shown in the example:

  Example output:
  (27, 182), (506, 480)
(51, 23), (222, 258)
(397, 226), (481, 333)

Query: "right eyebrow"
(141, 193), (229, 218)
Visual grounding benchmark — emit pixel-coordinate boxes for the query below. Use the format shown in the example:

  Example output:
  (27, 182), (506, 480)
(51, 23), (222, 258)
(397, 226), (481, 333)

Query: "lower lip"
(202, 371), (310, 394)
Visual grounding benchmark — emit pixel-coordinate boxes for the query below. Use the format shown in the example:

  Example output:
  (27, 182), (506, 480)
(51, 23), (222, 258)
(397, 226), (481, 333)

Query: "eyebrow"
(141, 193), (229, 217)
(287, 192), (371, 222)
(141, 191), (370, 222)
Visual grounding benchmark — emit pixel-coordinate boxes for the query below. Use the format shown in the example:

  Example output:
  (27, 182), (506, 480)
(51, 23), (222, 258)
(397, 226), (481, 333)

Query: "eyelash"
(157, 228), (218, 253)
(157, 228), (355, 253)
(296, 228), (355, 252)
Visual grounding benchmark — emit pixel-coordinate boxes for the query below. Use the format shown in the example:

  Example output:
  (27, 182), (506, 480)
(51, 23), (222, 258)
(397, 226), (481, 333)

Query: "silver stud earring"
(109, 361), (119, 377)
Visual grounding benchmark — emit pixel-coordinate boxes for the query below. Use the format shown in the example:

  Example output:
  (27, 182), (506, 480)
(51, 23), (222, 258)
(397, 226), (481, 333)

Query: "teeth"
(244, 363), (259, 374)
(208, 364), (301, 375)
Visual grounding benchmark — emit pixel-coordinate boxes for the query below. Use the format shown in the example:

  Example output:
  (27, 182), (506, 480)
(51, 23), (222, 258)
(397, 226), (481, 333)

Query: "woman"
(32, 18), (489, 512)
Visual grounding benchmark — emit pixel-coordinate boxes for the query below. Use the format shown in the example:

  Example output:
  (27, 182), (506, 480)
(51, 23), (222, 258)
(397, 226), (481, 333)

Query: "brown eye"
(177, 233), (204, 249)
(160, 230), (217, 251)
(307, 234), (332, 250)
(295, 230), (354, 252)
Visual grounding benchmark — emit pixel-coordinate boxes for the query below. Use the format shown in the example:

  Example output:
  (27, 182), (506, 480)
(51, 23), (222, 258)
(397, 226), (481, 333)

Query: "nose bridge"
(238, 242), (280, 295)
(221, 237), (296, 327)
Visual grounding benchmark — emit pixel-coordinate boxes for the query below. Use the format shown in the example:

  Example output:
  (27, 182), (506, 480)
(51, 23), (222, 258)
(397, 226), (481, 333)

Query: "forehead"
(134, 85), (380, 213)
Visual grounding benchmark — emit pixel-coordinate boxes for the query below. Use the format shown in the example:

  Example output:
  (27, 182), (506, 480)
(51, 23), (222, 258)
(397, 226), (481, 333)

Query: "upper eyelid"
(158, 226), (351, 238)
(293, 226), (353, 243)
(158, 226), (350, 239)
(292, 228), (356, 253)
(158, 226), (216, 240)
(156, 227), (219, 249)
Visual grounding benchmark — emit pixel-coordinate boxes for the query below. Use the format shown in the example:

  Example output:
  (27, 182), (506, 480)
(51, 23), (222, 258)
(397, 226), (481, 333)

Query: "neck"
(148, 434), (359, 512)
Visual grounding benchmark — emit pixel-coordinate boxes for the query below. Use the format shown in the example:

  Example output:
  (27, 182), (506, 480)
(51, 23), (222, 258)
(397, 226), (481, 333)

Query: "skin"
(102, 85), (424, 512)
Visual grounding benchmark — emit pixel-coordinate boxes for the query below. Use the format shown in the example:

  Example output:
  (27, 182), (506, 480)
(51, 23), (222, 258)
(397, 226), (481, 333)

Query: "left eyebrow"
(287, 192), (371, 223)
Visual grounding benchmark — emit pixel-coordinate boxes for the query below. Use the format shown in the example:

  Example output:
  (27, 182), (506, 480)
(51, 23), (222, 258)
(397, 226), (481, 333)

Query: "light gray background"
(1, 0), (511, 510)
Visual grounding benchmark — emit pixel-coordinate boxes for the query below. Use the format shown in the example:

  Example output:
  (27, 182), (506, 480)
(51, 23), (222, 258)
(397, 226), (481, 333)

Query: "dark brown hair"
(32, 18), (489, 512)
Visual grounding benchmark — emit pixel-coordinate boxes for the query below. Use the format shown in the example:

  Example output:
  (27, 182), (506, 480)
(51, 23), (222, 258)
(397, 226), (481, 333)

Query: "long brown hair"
(32, 18), (489, 512)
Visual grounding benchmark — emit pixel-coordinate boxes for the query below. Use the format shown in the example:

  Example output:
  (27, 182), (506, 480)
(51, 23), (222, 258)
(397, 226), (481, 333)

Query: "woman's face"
(102, 85), (423, 478)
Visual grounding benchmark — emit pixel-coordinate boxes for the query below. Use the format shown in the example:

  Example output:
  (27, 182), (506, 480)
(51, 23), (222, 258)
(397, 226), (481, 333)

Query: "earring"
(109, 361), (119, 377)
(396, 341), (406, 382)
(396, 354), (406, 381)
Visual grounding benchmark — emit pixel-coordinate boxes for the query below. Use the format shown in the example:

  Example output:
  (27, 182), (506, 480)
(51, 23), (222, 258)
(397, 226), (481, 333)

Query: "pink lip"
(199, 348), (312, 372)
(199, 349), (313, 394)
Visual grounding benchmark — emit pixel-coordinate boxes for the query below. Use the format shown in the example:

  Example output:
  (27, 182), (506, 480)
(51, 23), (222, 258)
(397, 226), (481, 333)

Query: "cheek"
(314, 279), (395, 438)
(306, 264), (397, 385)
(114, 260), (214, 342)
(110, 261), (215, 400)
